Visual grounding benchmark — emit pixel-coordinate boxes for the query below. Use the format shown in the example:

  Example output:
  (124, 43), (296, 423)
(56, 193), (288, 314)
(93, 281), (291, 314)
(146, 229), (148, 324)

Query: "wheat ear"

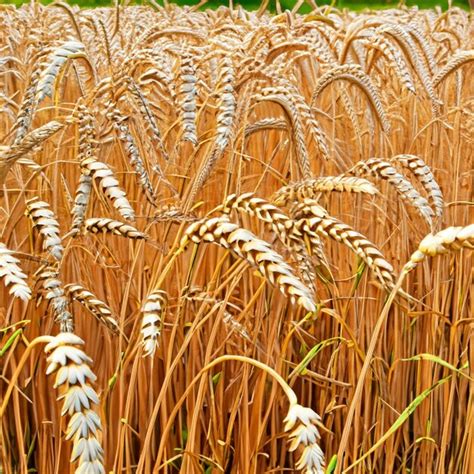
(433, 50), (474, 87)
(44, 333), (104, 474)
(311, 64), (390, 133)
(0, 242), (32, 301)
(391, 154), (444, 219)
(221, 192), (327, 291)
(273, 176), (378, 206)
(83, 218), (146, 239)
(180, 216), (316, 312)
(293, 200), (396, 293)
(65, 284), (119, 334)
(80, 157), (135, 221)
(26, 198), (64, 261)
(350, 158), (434, 226)
(141, 289), (167, 357)
(404, 224), (474, 272)
(36, 40), (87, 103)
(0, 121), (64, 184)
(37, 265), (74, 333)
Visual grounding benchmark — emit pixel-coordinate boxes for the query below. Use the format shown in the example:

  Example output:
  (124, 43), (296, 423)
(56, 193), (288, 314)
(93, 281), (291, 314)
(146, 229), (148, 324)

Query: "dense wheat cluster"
(0, 2), (473, 473)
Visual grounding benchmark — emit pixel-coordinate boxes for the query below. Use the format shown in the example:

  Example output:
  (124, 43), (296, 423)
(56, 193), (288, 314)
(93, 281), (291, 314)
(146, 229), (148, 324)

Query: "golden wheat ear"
(65, 284), (119, 334)
(80, 157), (135, 221)
(44, 333), (105, 474)
(222, 191), (327, 293)
(36, 40), (87, 103)
(311, 63), (390, 133)
(391, 154), (444, 220)
(180, 216), (317, 313)
(273, 176), (378, 206)
(433, 50), (474, 87)
(83, 218), (146, 239)
(350, 158), (435, 227)
(404, 224), (474, 272)
(140, 289), (167, 357)
(36, 265), (74, 333)
(25, 198), (64, 261)
(0, 121), (64, 184)
(0, 242), (32, 301)
(292, 199), (396, 293)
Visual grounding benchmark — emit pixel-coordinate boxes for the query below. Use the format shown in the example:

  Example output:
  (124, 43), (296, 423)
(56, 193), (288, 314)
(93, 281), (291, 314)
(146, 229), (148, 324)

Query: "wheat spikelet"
(391, 154), (444, 219)
(273, 176), (378, 206)
(141, 289), (167, 357)
(284, 403), (325, 474)
(65, 284), (119, 334)
(180, 216), (316, 312)
(293, 200), (396, 292)
(83, 218), (146, 239)
(80, 157), (135, 221)
(36, 40), (87, 103)
(405, 224), (474, 272)
(433, 50), (474, 87)
(26, 198), (64, 261)
(37, 266), (74, 333)
(311, 64), (390, 133)
(44, 333), (104, 474)
(0, 242), (32, 301)
(350, 158), (434, 226)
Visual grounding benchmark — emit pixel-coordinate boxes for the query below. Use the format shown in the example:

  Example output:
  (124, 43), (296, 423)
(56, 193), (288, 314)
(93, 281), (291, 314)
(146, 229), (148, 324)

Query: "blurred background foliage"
(0, 0), (471, 10)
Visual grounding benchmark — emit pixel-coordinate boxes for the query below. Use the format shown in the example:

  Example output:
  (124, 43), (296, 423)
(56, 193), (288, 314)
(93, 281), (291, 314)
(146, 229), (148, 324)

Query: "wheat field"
(0, 2), (473, 473)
